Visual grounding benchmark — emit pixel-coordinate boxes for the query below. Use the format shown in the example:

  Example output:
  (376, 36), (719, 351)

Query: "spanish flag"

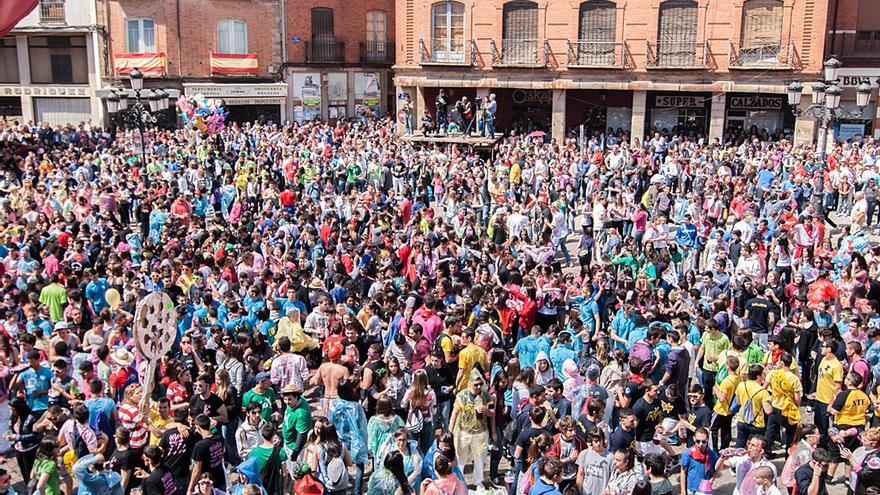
(114, 53), (167, 76)
(210, 52), (258, 74)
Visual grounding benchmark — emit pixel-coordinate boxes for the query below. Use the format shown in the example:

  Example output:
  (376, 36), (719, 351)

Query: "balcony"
(491, 39), (544, 67)
(728, 41), (795, 70)
(567, 41), (628, 69)
(304, 41), (345, 63)
(359, 41), (395, 65)
(829, 31), (880, 62)
(646, 40), (708, 69)
(39, 0), (66, 25)
(419, 38), (475, 66)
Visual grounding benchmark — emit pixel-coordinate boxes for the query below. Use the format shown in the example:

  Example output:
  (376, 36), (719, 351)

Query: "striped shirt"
(118, 402), (149, 449)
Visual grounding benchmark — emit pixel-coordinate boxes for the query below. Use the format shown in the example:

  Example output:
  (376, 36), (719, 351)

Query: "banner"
(327, 73), (347, 103)
(355, 72), (381, 107)
(114, 53), (167, 76)
(210, 52), (258, 74)
(292, 73), (321, 123)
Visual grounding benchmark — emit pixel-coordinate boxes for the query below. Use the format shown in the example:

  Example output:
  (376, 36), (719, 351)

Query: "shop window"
(217, 19), (247, 55)
(657, 0), (698, 67)
(126, 18), (155, 53)
(28, 35), (87, 84)
(740, 0), (783, 63)
(577, 1), (617, 65)
(430, 1), (465, 62)
(502, 1), (539, 64)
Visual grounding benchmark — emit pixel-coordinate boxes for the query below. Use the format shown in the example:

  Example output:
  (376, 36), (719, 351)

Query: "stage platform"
(401, 131), (503, 147)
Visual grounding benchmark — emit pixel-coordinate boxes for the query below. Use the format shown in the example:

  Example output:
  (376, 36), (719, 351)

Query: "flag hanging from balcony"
(210, 52), (258, 74)
(114, 53), (167, 76)
(0, 0), (38, 37)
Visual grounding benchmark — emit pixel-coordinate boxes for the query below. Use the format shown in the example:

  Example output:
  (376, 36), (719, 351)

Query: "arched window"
(217, 19), (247, 54)
(311, 8), (336, 62)
(740, 0), (784, 64)
(502, 1), (538, 64)
(431, 1), (465, 63)
(577, 1), (616, 65)
(657, 0), (698, 67)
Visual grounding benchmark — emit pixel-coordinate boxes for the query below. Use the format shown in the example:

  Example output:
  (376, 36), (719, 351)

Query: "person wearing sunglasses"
(678, 427), (718, 495)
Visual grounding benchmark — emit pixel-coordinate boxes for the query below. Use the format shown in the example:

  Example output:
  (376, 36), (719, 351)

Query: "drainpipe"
(176, 0), (182, 77)
(280, 0), (287, 64)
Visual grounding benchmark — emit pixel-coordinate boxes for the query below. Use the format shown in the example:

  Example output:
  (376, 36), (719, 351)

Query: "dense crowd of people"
(0, 113), (879, 495)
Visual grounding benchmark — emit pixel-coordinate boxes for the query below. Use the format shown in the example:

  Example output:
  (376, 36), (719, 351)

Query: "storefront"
(647, 92), (711, 135)
(565, 90), (633, 138)
(0, 85), (97, 125)
(724, 93), (791, 137)
(836, 68), (880, 140)
(285, 68), (392, 124)
(182, 83), (287, 125)
(488, 88), (552, 135)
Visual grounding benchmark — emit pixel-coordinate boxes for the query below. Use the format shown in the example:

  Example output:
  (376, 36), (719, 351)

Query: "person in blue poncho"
(71, 454), (123, 495)
(329, 379), (369, 495)
(228, 458), (268, 495)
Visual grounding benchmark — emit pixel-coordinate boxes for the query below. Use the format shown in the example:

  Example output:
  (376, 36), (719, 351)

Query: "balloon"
(105, 288), (121, 310)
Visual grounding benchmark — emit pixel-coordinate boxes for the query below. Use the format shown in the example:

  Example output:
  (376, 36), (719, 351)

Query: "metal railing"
(728, 41), (795, 69)
(419, 37), (472, 65)
(827, 31), (880, 58)
(359, 41), (395, 65)
(492, 38), (542, 66)
(304, 41), (345, 63)
(646, 40), (708, 69)
(567, 40), (627, 68)
(39, 0), (66, 24)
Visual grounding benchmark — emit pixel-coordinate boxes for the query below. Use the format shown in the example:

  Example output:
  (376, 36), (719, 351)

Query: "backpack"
(432, 332), (451, 357)
(406, 407), (424, 434)
(630, 340), (653, 375)
(89, 407), (115, 444)
(72, 423), (90, 458)
(260, 444), (284, 495)
(324, 456), (350, 492)
(737, 383), (763, 424)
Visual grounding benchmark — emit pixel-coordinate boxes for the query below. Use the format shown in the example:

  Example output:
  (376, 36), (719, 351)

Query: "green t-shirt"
(281, 399), (313, 451)
(33, 458), (61, 495)
(699, 331), (730, 372)
(39, 284), (67, 322)
(249, 444), (275, 472)
(242, 387), (278, 422)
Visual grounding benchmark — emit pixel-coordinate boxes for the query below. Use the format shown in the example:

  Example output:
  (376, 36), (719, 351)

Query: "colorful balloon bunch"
(176, 94), (227, 135)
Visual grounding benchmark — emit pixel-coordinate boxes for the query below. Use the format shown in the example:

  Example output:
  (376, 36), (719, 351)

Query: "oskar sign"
(728, 95), (784, 110)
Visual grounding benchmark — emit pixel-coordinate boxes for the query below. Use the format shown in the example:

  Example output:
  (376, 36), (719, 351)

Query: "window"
(431, 1), (465, 62)
(577, 1), (616, 65)
(367, 10), (387, 44)
(217, 19), (247, 54)
(657, 0), (698, 67)
(28, 35), (87, 84)
(126, 18), (155, 53)
(740, 0), (783, 63)
(502, 1), (538, 64)
(0, 38), (19, 83)
(311, 8), (336, 61)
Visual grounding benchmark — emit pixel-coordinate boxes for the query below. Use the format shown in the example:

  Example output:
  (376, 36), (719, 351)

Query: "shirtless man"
(310, 341), (350, 414)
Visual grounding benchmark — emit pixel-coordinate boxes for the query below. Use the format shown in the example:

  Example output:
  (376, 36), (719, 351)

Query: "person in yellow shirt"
(455, 327), (488, 390)
(147, 397), (173, 445)
(764, 352), (802, 451)
(711, 355), (741, 451)
(733, 364), (773, 449)
(826, 371), (871, 483)
(813, 340), (844, 446)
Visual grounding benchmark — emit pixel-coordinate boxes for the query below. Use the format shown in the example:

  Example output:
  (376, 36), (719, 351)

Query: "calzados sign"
(728, 95), (784, 110)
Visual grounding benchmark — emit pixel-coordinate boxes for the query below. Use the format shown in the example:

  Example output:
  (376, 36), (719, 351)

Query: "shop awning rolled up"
(210, 52), (259, 74)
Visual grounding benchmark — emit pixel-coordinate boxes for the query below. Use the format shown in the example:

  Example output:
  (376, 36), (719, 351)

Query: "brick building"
(824, 0), (880, 139)
(103, 0), (395, 124)
(393, 0), (833, 144)
(0, 0), (104, 124)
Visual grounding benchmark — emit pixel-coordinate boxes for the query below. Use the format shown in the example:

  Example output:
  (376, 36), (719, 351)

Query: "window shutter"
(658, 0), (698, 66)
(741, 0), (783, 49)
(502, 1), (538, 64)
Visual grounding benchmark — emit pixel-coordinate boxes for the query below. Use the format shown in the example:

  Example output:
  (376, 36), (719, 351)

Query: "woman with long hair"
(401, 369), (436, 455)
(31, 438), (62, 495)
(420, 453), (467, 495)
(606, 448), (641, 495)
(515, 432), (554, 495)
(299, 417), (326, 473)
(6, 396), (38, 480)
(366, 450), (414, 495)
(215, 368), (241, 465)
(368, 396), (405, 467)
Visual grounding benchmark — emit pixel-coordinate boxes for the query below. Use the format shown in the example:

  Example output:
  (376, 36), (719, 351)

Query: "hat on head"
(308, 277), (325, 290)
(469, 368), (485, 384)
(54, 321), (70, 331)
(281, 383), (301, 395)
(255, 372), (270, 383)
(327, 342), (344, 361)
(587, 364), (601, 381)
(111, 348), (135, 367)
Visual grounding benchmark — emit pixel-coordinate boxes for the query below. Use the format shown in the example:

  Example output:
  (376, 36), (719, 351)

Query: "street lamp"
(100, 67), (176, 185)
(786, 57), (873, 159)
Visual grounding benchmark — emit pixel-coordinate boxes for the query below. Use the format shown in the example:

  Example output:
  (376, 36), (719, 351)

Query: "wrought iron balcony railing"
(304, 41), (345, 63)
(567, 40), (627, 68)
(729, 41), (796, 69)
(646, 40), (708, 69)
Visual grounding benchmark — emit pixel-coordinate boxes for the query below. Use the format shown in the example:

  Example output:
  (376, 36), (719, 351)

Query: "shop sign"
(837, 69), (880, 88)
(0, 86), (89, 96)
(184, 84), (288, 98)
(224, 97), (286, 105)
(654, 95), (703, 108)
(512, 89), (551, 105)
(728, 95), (784, 110)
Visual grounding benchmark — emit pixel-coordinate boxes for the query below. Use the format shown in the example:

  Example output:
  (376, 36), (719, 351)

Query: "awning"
(114, 53), (167, 77)
(210, 52), (259, 75)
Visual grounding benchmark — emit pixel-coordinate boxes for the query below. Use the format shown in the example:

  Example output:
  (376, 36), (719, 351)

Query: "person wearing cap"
(280, 383), (312, 463)
(241, 372), (280, 423)
(449, 368), (492, 486)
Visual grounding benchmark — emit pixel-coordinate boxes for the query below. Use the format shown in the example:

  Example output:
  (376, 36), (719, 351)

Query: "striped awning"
(114, 53), (167, 76)
(210, 52), (258, 74)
